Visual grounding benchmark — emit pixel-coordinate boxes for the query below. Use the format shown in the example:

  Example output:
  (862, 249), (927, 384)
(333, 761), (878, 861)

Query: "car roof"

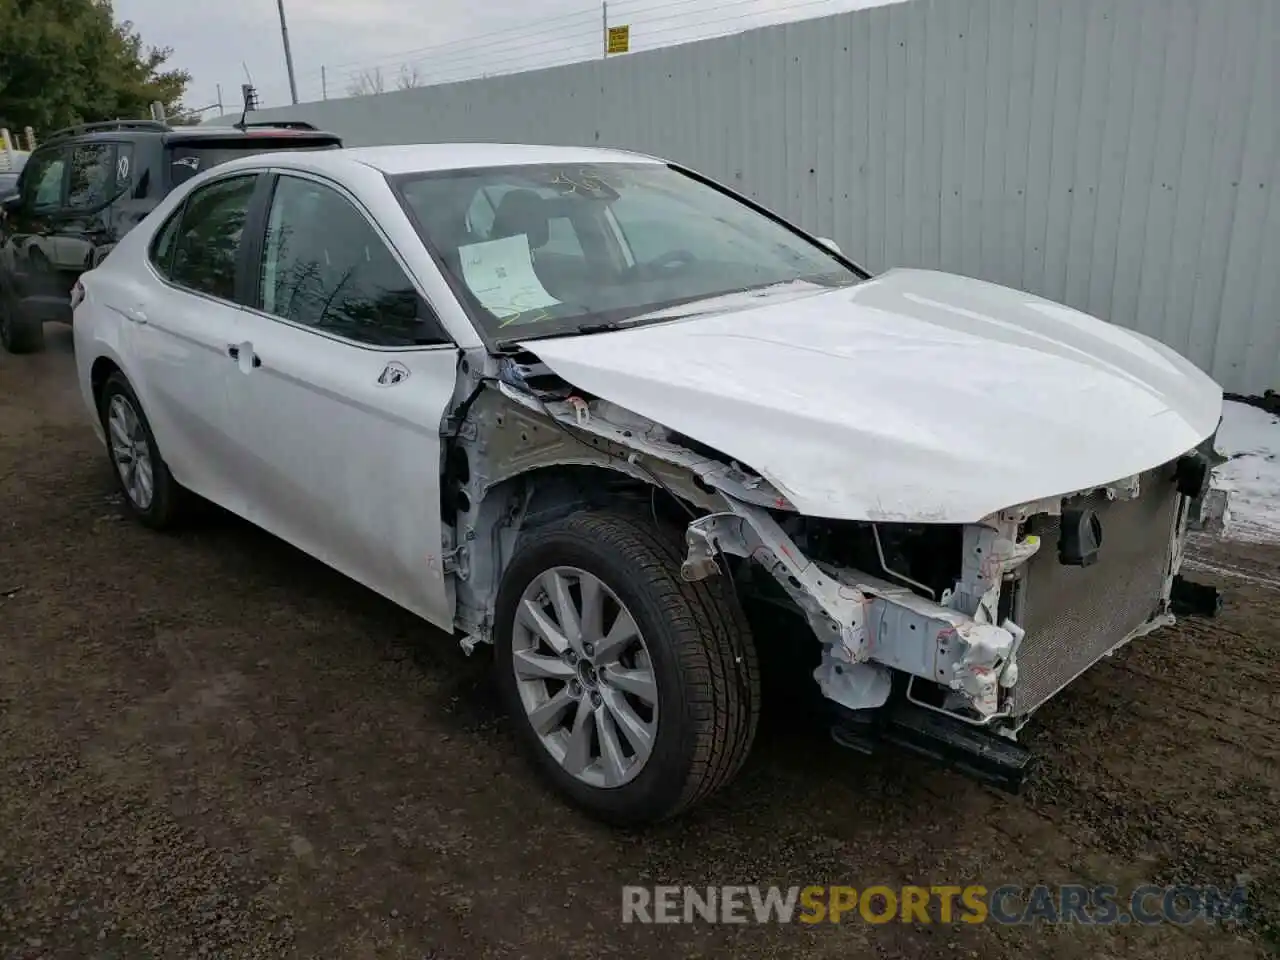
(226, 142), (663, 177)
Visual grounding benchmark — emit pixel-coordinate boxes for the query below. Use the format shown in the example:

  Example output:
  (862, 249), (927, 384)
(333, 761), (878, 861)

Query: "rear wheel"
(494, 510), (760, 825)
(0, 296), (44, 354)
(99, 372), (187, 529)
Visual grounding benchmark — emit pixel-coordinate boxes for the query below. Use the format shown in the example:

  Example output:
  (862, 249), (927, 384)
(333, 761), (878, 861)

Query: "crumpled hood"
(519, 268), (1224, 523)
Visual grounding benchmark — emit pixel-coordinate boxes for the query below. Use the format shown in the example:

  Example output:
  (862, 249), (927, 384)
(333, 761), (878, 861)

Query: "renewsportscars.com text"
(621, 884), (1249, 926)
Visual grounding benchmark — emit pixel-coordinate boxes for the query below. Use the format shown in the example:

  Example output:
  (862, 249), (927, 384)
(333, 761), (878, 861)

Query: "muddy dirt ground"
(2, 329), (1277, 959)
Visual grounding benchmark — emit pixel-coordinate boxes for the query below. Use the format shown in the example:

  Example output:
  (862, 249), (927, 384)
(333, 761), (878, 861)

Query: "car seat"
(490, 189), (549, 251)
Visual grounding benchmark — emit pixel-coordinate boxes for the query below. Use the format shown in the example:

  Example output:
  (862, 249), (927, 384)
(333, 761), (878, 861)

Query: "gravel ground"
(2, 328), (1277, 959)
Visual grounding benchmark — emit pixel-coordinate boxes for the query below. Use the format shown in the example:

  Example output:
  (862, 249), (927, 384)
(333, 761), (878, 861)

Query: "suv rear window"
(165, 136), (341, 187)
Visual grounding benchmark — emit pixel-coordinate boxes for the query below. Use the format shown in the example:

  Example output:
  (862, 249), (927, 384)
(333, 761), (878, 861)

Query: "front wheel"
(494, 510), (760, 825)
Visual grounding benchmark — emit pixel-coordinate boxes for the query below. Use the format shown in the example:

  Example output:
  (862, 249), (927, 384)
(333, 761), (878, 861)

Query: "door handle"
(227, 344), (261, 368)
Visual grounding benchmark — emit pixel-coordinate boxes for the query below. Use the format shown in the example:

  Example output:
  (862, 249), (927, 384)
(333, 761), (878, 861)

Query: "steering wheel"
(646, 249), (697, 271)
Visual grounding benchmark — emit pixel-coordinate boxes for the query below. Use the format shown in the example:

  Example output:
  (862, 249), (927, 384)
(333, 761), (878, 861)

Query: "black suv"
(0, 119), (342, 353)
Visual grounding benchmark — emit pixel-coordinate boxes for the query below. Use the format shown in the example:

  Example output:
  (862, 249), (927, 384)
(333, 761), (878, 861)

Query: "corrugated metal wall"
(230, 0), (1278, 395)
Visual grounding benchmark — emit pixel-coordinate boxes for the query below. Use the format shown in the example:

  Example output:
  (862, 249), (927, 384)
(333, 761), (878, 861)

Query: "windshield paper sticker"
(459, 234), (560, 322)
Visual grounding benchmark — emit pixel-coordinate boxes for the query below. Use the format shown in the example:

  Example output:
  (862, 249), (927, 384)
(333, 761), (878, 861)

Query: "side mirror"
(1, 191), (21, 211)
(816, 236), (842, 255)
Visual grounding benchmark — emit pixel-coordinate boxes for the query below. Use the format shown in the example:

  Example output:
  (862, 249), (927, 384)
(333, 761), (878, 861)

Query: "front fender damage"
(469, 357), (1034, 731)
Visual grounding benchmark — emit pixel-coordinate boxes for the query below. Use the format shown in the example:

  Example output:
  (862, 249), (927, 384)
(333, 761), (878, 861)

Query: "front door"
(1, 141), (134, 325)
(227, 171), (459, 629)
(1, 144), (71, 323)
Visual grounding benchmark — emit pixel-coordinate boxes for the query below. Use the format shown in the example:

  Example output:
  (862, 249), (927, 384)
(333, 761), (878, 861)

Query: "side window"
(543, 217), (584, 257)
(611, 192), (718, 264)
(170, 175), (258, 301)
(66, 143), (114, 211)
(20, 149), (67, 212)
(466, 186), (583, 256)
(259, 175), (445, 347)
(465, 185), (507, 238)
(148, 204), (183, 277)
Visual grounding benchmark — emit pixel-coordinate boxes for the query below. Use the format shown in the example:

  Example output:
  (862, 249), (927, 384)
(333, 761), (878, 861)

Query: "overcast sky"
(115, 0), (892, 115)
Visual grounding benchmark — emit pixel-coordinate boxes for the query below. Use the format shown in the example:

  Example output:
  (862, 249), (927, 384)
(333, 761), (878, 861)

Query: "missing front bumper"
(687, 457), (1211, 730)
(830, 700), (1035, 794)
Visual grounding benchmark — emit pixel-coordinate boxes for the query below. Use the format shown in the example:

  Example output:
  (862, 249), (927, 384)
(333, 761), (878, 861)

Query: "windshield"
(392, 162), (863, 342)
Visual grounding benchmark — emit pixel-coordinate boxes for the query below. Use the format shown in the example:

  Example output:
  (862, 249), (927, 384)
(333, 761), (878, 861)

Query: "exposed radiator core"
(1009, 463), (1182, 716)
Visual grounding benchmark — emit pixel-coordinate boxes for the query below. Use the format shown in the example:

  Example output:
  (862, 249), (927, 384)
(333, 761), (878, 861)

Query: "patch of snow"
(1211, 400), (1280, 544)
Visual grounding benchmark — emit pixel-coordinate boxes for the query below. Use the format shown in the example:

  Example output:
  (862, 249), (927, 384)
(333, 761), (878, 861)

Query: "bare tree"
(346, 68), (386, 97)
(395, 65), (424, 90)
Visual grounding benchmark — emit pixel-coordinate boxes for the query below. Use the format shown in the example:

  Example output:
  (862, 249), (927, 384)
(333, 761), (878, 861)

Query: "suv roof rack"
(44, 119), (171, 143)
(232, 120), (319, 131)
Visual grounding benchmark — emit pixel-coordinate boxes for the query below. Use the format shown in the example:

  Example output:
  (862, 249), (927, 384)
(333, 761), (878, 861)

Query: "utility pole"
(602, 1), (608, 58)
(276, 0), (300, 105)
(216, 83), (225, 116)
(321, 66), (328, 101)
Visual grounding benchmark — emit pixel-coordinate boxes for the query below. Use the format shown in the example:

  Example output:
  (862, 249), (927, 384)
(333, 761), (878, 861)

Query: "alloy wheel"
(107, 394), (155, 510)
(512, 566), (659, 788)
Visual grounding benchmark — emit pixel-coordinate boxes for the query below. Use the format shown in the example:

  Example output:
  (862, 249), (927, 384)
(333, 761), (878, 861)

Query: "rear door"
(120, 173), (263, 514)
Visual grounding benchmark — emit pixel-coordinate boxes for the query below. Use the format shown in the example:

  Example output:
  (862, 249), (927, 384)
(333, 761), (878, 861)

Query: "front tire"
(494, 510), (760, 826)
(98, 372), (187, 529)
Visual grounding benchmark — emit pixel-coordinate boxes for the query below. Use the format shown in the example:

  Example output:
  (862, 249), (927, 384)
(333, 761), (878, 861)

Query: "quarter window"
(149, 205), (183, 277)
(169, 175), (258, 301)
(258, 175), (446, 346)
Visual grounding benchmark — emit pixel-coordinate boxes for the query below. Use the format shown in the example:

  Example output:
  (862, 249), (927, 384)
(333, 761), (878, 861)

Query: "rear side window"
(168, 174), (258, 301)
(165, 137), (340, 187)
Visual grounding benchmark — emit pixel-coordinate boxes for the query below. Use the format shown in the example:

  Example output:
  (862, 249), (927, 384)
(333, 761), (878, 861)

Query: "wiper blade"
(573, 321), (627, 335)
(510, 321), (627, 342)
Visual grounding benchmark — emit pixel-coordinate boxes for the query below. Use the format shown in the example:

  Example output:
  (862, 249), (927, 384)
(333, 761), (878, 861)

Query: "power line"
(335, 30), (602, 83)
(302, 6), (600, 80)
(630, 0), (841, 41)
(265, 0), (854, 108)
(305, 0), (835, 84)
(331, 39), (604, 96)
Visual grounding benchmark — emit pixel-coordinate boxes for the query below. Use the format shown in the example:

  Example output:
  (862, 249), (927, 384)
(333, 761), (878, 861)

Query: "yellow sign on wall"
(607, 25), (630, 55)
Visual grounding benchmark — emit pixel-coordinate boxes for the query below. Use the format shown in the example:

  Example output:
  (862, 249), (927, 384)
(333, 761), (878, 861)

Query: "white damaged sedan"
(72, 143), (1229, 824)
